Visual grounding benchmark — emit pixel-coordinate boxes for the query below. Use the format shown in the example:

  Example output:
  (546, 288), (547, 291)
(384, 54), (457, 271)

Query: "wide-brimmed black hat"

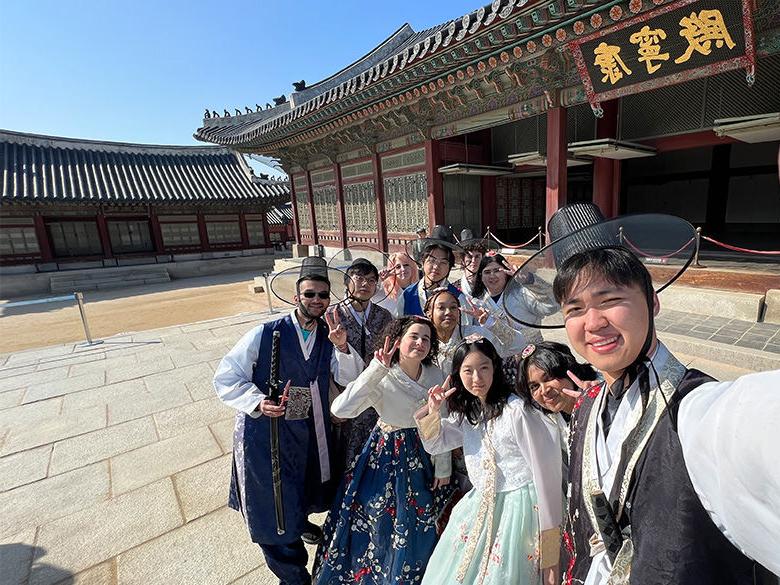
(503, 202), (697, 328)
(458, 228), (500, 252)
(270, 256), (350, 306)
(417, 224), (462, 253)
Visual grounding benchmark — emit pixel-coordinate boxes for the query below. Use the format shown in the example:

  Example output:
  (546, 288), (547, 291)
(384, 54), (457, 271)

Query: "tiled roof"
(266, 202), (293, 225)
(1, 129), (289, 204)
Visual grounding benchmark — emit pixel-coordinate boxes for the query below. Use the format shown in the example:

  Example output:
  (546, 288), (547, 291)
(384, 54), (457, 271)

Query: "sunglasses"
(301, 291), (330, 299)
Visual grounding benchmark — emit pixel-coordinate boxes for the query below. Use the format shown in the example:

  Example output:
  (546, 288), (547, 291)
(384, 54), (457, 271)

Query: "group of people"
(214, 203), (779, 585)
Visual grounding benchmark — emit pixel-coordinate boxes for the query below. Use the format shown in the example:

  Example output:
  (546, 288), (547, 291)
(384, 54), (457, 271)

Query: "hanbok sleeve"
(678, 370), (780, 576)
(432, 451), (452, 479)
(415, 410), (465, 455)
(331, 358), (387, 419)
(331, 343), (364, 386)
(394, 291), (406, 317)
(511, 402), (563, 569)
(213, 324), (266, 418)
(510, 275), (560, 319)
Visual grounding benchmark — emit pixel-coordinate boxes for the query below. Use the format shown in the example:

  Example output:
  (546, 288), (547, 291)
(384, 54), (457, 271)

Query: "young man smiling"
(214, 257), (363, 585)
(525, 203), (777, 585)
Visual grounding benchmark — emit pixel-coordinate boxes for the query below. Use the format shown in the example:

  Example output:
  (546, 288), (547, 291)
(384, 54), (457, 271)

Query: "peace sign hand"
(374, 335), (400, 368)
(378, 268), (392, 281)
(427, 375), (456, 415)
(325, 308), (348, 351)
(461, 298), (489, 325)
(564, 370), (602, 399)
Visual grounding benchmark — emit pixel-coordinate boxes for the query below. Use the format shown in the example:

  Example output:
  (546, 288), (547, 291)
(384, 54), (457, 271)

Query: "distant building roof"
(266, 201), (293, 225)
(1, 129), (289, 204)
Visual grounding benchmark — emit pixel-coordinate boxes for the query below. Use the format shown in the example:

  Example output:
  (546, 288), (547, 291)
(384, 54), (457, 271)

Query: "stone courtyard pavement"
(0, 308), (774, 585)
(0, 309), (307, 585)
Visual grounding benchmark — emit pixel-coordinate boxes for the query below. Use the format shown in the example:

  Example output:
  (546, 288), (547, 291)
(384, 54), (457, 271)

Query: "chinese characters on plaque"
(569, 0), (754, 114)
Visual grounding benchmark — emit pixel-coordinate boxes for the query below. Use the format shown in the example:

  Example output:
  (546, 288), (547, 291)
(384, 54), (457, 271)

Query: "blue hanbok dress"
(313, 360), (453, 584)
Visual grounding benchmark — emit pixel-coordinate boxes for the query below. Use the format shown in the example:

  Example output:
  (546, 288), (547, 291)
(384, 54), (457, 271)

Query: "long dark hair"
(471, 253), (513, 299)
(516, 341), (598, 412)
(377, 315), (438, 367)
(447, 337), (514, 425)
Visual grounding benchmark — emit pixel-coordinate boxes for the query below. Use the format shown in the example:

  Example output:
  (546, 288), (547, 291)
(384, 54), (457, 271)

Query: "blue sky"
(1, 0), (480, 148)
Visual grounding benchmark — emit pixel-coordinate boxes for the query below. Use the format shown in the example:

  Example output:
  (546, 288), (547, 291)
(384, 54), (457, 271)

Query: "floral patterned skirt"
(421, 484), (541, 585)
(313, 425), (452, 585)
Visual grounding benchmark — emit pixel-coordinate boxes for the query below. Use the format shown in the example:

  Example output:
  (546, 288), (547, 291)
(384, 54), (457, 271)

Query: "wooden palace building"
(195, 0), (780, 256)
(0, 129), (290, 295)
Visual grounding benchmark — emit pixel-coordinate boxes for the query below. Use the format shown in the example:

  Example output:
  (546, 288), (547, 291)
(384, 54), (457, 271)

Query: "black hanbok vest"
(562, 366), (768, 584)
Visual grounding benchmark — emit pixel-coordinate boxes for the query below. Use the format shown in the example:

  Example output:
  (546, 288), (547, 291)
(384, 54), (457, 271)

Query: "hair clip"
(521, 344), (536, 359)
(486, 250), (498, 257)
(463, 332), (486, 344)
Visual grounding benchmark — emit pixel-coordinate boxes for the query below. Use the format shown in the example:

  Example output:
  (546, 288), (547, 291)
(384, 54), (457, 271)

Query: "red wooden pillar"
(545, 107), (568, 229)
(96, 210), (113, 258)
(33, 213), (54, 262)
(372, 152), (389, 253)
(481, 176), (497, 234)
(333, 163), (348, 248)
(592, 99), (621, 218)
(289, 176), (302, 245)
(306, 170), (319, 245)
(197, 211), (210, 250)
(424, 139), (445, 228)
(238, 210), (250, 249)
(261, 208), (272, 247)
(148, 209), (165, 254)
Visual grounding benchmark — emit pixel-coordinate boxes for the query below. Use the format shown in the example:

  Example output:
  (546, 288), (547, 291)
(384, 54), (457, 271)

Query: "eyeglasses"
(350, 276), (377, 286)
(423, 256), (450, 268)
(301, 291), (330, 299)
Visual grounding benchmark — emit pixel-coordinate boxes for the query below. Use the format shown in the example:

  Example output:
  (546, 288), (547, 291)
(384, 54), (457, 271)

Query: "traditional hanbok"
(331, 301), (393, 475)
(562, 343), (776, 584)
(213, 311), (362, 546)
(313, 359), (453, 585)
(416, 394), (563, 585)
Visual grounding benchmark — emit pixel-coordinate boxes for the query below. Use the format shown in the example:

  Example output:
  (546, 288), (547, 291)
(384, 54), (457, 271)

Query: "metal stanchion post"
(693, 227), (704, 268)
(538, 226), (543, 251)
(618, 226), (624, 245)
(263, 273), (276, 314)
(74, 292), (103, 347)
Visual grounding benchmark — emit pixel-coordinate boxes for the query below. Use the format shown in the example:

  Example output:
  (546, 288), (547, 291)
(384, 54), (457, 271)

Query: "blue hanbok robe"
(214, 312), (362, 545)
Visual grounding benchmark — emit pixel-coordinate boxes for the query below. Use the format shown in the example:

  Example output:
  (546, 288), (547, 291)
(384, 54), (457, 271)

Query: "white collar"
(290, 309), (317, 358)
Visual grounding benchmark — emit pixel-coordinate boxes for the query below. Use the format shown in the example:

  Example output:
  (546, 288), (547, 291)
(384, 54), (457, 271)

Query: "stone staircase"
(49, 265), (171, 293)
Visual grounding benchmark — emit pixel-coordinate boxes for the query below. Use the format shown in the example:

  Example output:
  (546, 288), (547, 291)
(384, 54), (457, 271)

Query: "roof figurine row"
(203, 79), (306, 120)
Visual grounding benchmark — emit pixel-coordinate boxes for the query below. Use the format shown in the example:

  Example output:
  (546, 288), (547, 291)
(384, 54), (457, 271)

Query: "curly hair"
(423, 288), (463, 345)
(376, 315), (438, 367)
(447, 338), (515, 425)
(515, 341), (598, 413)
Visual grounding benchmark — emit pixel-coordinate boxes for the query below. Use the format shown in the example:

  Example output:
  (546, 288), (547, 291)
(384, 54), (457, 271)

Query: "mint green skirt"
(422, 483), (541, 585)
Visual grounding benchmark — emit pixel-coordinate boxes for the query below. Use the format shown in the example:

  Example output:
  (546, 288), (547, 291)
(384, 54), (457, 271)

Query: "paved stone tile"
(210, 418), (235, 454)
(764, 343), (780, 354)
(105, 355), (175, 385)
(35, 352), (105, 373)
(709, 334), (741, 345)
(154, 397), (233, 440)
(168, 347), (228, 368)
(5, 345), (73, 367)
(56, 561), (114, 585)
(50, 417), (158, 476)
(111, 427), (221, 495)
(31, 479), (182, 585)
(685, 330), (714, 340)
(0, 444), (52, 492)
(61, 379), (146, 412)
(173, 453), (231, 522)
(68, 353), (136, 378)
(0, 388), (24, 410)
(735, 339), (767, 350)
(22, 371), (106, 404)
(0, 367), (71, 394)
(0, 363), (38, 379)
(1, 405), (106, 456)
(116, 507), (260, 585)
(0, 462), (109, 539)
(107, 381), (192, 425)
(0, 527), (37, 585)
(229, 566), (275, 585)
(691, 325), (720, 334)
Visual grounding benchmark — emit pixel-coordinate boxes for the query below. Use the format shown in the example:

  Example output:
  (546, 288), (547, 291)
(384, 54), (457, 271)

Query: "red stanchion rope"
(488, 230), (541, 250)
(623, 236), (696, 260)
(701, 236), (780, 256)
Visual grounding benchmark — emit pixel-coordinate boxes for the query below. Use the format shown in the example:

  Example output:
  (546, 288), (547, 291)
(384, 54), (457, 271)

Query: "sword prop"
(267, 330), (285, 536)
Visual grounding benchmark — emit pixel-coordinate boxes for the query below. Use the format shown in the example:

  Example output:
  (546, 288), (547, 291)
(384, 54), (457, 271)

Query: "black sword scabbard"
(268, 330), (285, 536)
